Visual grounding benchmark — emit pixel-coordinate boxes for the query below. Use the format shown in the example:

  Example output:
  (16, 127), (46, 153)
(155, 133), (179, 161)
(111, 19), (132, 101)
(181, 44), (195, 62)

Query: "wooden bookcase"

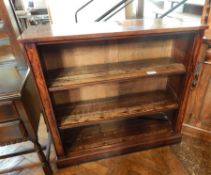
(19, 19), (206, 167)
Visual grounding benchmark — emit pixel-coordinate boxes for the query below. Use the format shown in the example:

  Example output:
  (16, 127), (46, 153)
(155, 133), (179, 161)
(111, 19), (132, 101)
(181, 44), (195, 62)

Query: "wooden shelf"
(56, 90), (178, 129)
(57, 117), (181, 167)
(47, 58), (186, 91)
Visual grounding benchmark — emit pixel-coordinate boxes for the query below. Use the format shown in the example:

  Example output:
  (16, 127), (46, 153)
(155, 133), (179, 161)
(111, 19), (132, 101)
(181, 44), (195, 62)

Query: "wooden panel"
(171, 34), (194, 66)
(56, 90), (178, 129)
(185, 63), (211, 131)
(41, 38), (173, 70)
(174, 32), (204, 132)
(25, 43), (64, 156)
(51, 77), (168, 104)
(0, 67), (23, 101)
(168, 34), (197, 103)
(47, 58), (185, 91)
(57, 117), (181, 167)
(20, 72), (41, 135)
(0, 120), (27, 145)
(18, 19), (207, 44)
(0, 101), (18, 123)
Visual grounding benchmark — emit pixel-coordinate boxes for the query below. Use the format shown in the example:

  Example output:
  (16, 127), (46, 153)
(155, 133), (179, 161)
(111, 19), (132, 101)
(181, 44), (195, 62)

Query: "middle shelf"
(56, 90), (178, 129)
(47, 57), (186, 92)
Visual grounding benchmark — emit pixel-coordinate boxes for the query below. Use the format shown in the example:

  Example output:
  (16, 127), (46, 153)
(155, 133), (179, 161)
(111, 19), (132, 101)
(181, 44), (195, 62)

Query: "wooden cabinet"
(183, 0), (211, 137)
(19, 19), (206, 167)
(195, 63), (211, 129)
(184, 37), (211, 134)
(185, 63), (211, 131)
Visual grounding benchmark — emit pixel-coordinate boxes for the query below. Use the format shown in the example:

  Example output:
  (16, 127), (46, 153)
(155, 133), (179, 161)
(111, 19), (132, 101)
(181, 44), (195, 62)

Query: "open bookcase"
(19, 19), (206, 167)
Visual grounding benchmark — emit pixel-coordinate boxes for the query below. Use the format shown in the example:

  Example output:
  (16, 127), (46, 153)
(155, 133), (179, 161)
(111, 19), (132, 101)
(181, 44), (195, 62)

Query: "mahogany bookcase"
(19, 19), (207, 167)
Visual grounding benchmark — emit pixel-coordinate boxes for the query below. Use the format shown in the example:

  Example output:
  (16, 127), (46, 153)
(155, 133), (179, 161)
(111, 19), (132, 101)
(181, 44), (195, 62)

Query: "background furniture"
(0, 0), (26, 67)
(0, 66), (52, 175)
(19, 19), (206, 167)
(183, 0), (211, 138)
(0, 1), (52, 174)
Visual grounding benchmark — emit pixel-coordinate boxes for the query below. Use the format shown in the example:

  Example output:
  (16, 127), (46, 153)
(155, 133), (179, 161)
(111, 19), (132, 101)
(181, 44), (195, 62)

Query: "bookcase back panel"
(51, 77), (167, 105)
(172, 34), (194, 66)
(40, 37), (173, 71)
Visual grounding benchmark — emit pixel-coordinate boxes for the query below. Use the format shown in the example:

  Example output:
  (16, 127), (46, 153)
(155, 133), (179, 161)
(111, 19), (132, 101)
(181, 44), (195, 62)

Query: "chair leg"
(33, 141), (53, 175)
(46, 132), (51, 161)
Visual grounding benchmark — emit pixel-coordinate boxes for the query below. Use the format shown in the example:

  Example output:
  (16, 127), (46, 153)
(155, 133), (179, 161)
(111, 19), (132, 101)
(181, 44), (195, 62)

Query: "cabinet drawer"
(0, 101), (18, 123)
(0, 120), (27, 145)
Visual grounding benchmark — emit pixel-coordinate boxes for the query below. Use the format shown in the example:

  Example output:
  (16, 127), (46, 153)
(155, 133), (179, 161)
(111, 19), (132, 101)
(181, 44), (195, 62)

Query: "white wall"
(46, 0), (127, 24)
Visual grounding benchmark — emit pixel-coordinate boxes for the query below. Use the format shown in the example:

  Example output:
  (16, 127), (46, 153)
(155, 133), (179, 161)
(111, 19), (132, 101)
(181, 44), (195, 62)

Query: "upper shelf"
(18, 19), (207, 44)
(47, 57), (186, 91)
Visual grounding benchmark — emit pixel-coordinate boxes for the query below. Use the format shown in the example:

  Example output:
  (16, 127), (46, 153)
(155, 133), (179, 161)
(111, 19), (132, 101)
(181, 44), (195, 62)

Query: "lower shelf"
(57, 117), (181, 167)
(56, 90), (178, 129)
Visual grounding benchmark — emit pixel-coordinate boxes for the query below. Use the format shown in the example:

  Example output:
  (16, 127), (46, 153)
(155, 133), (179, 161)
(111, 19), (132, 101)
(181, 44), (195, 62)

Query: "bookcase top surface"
(19, 19), (207, 44)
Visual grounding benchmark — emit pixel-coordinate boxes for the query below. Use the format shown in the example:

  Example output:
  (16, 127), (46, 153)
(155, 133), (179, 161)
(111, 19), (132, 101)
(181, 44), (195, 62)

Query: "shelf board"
(56, 90), (178, 129)
(57, 117), (181, 167)
(47, 58), (186, 91)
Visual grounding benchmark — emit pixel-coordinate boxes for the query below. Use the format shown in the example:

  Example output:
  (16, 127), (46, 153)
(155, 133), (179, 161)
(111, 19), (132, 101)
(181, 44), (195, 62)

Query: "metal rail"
(104, 0), (134, 21)
(95, 0), (127, 22)
(158, 0), (188, 19)
(75, 0), (94, 23)
(75, 0), (135, 23)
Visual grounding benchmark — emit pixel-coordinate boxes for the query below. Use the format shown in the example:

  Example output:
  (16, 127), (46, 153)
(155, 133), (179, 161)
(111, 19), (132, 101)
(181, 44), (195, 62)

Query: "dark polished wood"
(174, 31), (204, 133)
(19, 19), (206, 167)
(47, 57), (186, 91)
(58, 117), (182, 167)
(0, 101), (18, 122)
(184, 51), (211, 133)
(184, 1), (211, 136)
(18, 19), (207, 44)
(0, 67), (52, 175)
(56, 90), (178, 129)
(24, 43), (64, 157)
(0, 120), (27, 145)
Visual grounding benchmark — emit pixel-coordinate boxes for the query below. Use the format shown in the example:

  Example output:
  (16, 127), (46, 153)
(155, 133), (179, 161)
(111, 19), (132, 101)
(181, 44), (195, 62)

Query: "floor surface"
(0, 118), (210, 175)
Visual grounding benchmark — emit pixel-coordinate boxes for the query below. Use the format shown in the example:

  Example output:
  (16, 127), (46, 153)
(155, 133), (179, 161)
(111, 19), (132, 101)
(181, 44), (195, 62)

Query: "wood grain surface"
(18, 19), (207, 44)
(56, 90), (178, 129)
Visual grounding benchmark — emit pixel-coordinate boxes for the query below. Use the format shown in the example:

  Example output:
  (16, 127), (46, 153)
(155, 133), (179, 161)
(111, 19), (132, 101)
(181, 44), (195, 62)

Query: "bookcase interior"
(37, 33), (193, 126)
(33, 30), (198, 166)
